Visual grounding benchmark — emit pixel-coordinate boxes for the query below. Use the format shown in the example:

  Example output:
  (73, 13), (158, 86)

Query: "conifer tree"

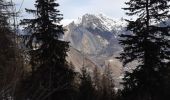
(101, 64), (115, 100)
(118, 0), (170, 100)
(19, 0), (75, 100)
(78, 67), (95, 100)
(0, 0), (21, 99)
(93, 67), (102, 100)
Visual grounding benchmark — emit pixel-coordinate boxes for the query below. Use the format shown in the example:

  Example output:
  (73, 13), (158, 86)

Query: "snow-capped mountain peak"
(64, 13), (125, 55)
(64, 13), (125, 87)
(67, 13), (126, 32)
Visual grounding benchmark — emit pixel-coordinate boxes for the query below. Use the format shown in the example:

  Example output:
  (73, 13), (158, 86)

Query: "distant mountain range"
(64, 13), (128, 87)
(19, 13), (170, 88)
(64, 13), (125, 55)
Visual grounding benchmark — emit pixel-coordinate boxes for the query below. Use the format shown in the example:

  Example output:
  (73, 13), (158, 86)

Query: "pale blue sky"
(14, 0), (126, 21)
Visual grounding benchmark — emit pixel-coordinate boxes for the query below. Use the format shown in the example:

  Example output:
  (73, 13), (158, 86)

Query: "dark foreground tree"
(93, 67), (102, 100)
(17, 0), (76, 100)
(79, 66), (116, 100)
(78, 67), (95, 100)
(118, 0), (170, 100)
(100, 64), (115, 100)
(0, 0), (23, 100)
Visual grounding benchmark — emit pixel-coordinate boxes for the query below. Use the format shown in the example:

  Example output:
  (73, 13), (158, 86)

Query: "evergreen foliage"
(78, 66), (116, 100)
(93, 67), (102, 100)
(78, 67), (95, 100)
(118, 0), (170, 100)
(0, 0), (22, 99)
(19, 0), (76, 100)
(101, 65), (115, 100)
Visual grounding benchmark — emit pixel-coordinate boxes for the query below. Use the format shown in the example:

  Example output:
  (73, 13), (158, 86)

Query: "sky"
(14, 0), (127, 24)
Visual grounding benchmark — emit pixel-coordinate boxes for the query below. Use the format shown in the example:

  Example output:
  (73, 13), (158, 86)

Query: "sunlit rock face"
(64, 13), (126, 55)
(64, 13), (128, 88)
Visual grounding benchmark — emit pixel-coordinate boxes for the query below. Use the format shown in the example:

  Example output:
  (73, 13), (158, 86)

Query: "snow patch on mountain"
(64, 13), (126, 56)
(63, 13), (126, 88)
(61, 19), (75, 26)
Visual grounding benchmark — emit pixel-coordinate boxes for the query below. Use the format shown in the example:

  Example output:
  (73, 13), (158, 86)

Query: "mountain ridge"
(65, 13), (125, 87)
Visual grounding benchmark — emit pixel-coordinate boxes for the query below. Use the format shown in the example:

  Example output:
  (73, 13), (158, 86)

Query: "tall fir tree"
(0, 0), (22, 99)
(78, 67), (95, 100)
(19, 0), (75, 100)
(101, 64), (115, 100)
(93, 67), (102, 100)
(118, 0), (170, 100)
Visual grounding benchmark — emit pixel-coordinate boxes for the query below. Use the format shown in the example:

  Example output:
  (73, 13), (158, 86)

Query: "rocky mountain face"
(65, 13), (127, 87)
(65, 14), (125, 56)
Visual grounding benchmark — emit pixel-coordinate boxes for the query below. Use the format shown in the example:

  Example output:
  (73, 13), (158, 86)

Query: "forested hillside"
(0, 0), (170, 100)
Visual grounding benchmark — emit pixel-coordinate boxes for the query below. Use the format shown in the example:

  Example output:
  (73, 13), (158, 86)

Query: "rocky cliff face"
(64, 13), (125, 56)
(64, 13), (127, 87)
